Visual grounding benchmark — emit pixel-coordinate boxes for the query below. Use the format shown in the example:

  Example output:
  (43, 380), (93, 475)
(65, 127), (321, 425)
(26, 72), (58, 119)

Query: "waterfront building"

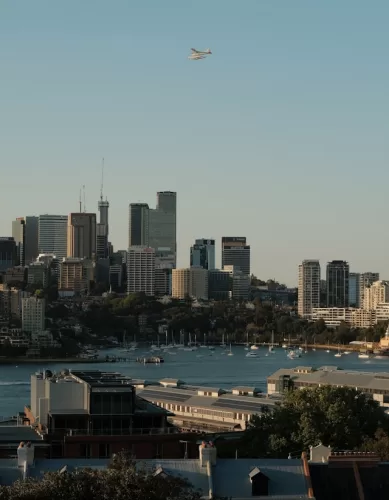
(326, 260), (349, 307)
(38, 215), (68, 260)
(127, 246), (155, 296)
(67, 213), (97, 259)
(359, 272), (379, 309)
(208, 269), (232, 300)
(363, 280), (389, 311)
(0, 237), (17, 272)
(311, 307), (375, 328)
(172, 267), (208, 300)
(298, 260), (321, 319)
(375, 303), (389, 323)
(190, 239), (215, 270)
(221, 237), (250, 276)
(267, 365), (389, 409)
(128, 203), (149, 247)
(22, 296), (45, 334)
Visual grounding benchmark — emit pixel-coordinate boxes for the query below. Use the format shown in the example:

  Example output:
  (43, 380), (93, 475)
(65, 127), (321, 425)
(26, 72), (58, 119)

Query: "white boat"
(287, 349), (301, 359)
(358, 353), (370, 359)
(220, 333), (227, 348)
(250, 345), (259, 350)
(246, 351), (258, 358)
(227, 343), (234, 356)
(343, 351), (351, 355)
(334, 344), (342, 358)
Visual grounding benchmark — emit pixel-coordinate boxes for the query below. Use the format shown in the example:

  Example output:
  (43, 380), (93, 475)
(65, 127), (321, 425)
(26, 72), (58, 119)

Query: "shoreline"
(0, 358), (105, 365)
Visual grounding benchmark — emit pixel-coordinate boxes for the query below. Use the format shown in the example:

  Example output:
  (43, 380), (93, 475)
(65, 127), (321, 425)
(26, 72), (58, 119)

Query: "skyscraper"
(190, 239), (215, 270)
(221, 237), (250, 276)
(298, 260), (321, 319)
(97, 160), (109, 259)
(349, 272), (361, 307)
(38, 215), (68, 260)
(127, 246), (155, 296)
(326, 260), (349, 307)
(0, 237), (17, 271)
(128, 203), (149, 247)
(149, 191), (177, 266)
(67, 213), (97, 259)
(11, 216), (38, 266)
(359, 272), (380, 309)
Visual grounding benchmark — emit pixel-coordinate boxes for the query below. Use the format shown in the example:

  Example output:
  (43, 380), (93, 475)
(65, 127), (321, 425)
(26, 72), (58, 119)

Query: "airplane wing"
(191, 48), (199, 53)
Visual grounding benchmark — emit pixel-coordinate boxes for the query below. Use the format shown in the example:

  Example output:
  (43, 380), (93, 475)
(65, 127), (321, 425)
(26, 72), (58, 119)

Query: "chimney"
(199, 441), (217, 468)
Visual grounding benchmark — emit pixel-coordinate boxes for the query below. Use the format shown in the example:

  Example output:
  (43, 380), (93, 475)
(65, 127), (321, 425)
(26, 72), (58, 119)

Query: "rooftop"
(70, 370), (133, 387)
(0, 426), (46, 445)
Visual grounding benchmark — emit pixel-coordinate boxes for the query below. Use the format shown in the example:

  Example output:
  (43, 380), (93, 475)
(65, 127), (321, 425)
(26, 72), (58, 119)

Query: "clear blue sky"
(1, 1), (388, 285)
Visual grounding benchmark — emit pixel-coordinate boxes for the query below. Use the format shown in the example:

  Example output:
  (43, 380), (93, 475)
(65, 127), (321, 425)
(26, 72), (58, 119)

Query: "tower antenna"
(83, 185), (86, 212)
(100, 157), (104, 202)
(79, 187), (82, 213)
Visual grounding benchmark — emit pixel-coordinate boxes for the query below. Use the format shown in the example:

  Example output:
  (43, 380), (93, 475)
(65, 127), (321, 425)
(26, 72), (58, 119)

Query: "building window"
(99, 443), (110, 458)
(80, 443), (91, 458)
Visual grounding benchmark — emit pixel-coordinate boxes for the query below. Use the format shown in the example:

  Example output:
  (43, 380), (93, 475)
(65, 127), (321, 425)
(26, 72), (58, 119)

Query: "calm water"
(1, 346), (389, 416)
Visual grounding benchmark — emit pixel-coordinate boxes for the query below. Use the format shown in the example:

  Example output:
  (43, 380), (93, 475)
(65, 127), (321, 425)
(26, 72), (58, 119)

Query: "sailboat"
(244, 331), (250, 350)
(220, 333), (227, 348)
(227, 343), (234, 356)
(358, 338), (370, 359)
(334, 344), (342, 358)
(312, 338), (316, 352)
(326, 341), (330, 353)
(268, 331), (275, 354)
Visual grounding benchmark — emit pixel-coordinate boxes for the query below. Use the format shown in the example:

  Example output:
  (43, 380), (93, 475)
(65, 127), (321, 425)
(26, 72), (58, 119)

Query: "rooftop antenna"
(79, 188), (82, 213)
(83, 185), (86, 212)
(100, 157), (104, 202)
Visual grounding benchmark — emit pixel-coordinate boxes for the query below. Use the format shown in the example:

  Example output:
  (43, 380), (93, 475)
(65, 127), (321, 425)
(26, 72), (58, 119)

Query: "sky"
(1, 1), (388, 286)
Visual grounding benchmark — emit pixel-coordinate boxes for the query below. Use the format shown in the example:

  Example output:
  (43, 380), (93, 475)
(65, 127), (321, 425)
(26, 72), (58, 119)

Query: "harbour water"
(1, 346), (389, 416)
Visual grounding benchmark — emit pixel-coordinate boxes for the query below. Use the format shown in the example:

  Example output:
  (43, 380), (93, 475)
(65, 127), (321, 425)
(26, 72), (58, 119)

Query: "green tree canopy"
(0, 451), (201, 500)
(241, 386), (388, 458)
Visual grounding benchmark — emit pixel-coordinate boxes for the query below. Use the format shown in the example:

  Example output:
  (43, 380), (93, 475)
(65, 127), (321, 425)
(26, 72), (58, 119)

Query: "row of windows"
(152, 401), (249, 421)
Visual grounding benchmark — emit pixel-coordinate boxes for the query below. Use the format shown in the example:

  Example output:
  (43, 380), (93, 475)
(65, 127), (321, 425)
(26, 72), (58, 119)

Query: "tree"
(241, 386), (388, 458)
(0, 451), (201, 500)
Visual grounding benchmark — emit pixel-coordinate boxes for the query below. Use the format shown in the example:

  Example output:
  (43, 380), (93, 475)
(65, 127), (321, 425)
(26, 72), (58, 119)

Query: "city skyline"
(2, 1), (389, 285)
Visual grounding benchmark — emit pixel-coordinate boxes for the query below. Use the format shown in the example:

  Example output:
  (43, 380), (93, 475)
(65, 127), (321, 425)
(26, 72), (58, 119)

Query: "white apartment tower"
(127, 246), (155, 296)
(298, 260), (321, 319)
(38, 215), (68, 260)
(22, 296), (45, 334)
(363, 280), (389, 311)
(360, 272), (380, 309)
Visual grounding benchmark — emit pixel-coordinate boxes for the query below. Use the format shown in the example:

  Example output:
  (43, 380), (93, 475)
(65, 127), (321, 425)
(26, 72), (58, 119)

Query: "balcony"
(49, 427), (180, 437)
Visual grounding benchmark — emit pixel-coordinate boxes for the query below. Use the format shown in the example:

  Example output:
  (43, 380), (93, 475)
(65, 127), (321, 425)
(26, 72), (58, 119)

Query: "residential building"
(375, 303), (389, 323)
(222, 265), (249, 300)
(221, 237), (250, 276)
(348, 272), (360, 307)
(155, 268), (172, 296)
(267, 365), (389, 409)
(363, 281), (389, 311)
(4, 266), (26, 285)
(190, 239), (215, 270)
(172, 267), (208, 300)
(127, 246), (155, 296)
(298, 260), (321, 319)
(208, 269), (232, 300)
(59, 258), (94, 294)
(67, 213), (97, 259)
(128, 203), (149, 247)
(27, 262), (49, 287)
(0, 237), (17, 272)
(38, 215), (68, 260)
(0, 284), (30, 320)
(326, 260), (349, 307)
(37, 254), (60, 283)
(311, 307), (375, 328)
(22, 296), (45, 334)
(359, 272), (380, 308)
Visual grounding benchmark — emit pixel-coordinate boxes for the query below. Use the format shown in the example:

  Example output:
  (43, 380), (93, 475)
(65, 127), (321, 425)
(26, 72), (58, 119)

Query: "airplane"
(188, 48), (212, 60)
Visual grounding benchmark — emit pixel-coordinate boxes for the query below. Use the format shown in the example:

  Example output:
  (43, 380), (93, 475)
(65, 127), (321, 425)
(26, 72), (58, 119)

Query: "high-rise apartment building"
(22, 296), (45, 334)
(363, 281), (389, 311)
(127, 246), (155, 296)
(67, 213), (97, 259)
(190, 239), (215, 270)
(128, 204), (149, 247)
(359, 272), (380, 310)
(38, 215), (68, 260)
(59, 258), (94, 293)
(172, 267), (208, 300)
(326, 260), (349, 307)
(0, 237), (17, 272)
(12, 216), (39, 266)
(298, 260), (321, 319)
(349, 272), (361, 307)
(221, 237), (250, 276)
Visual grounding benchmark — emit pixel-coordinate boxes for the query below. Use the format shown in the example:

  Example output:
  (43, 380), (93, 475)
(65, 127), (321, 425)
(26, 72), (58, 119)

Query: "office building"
(359, 272), (380, 309)
(22, 296), (45, 334)
(67, 213), (97, 259)
(0, 284), (29, 320)
(59, 258), (94, 294)
(326, 260), (349, 307)
(127, 246), (155, 296)
(222, 265), (250, 300)
(208, 270), (232, 300)
(221, 237), (250, 276)
(128, 203), (149, 247)
(363, 281), (389, 311)
(38, 215), (68, 260)
(0, 237), (17, 272)
(96, 223), (108, 259)
(12, 216), (39, 266)
(12, 218), (26, 266)
(172, 267), (208, 300)
(149, 191), (177, 266)
(349, 272), (360, 307)
(190, 239), (215, 270)
(298, 260), (321, 319)
(27, 262), (49, 287)
(4, 266), (26, 285)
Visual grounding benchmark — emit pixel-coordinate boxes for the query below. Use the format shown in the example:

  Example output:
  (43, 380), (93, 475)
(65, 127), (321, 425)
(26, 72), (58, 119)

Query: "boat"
(137, 356), (164, 364)
(227, 343), (234, 356)
(220, 333), (227, 348)
(244, 332), (250, 350)
(250, 344), (259, 350)
(334, 345), (342, 358)
(358, 353), (370, 359)
(246, 351), (258, 358)
(287, 349), (301, 359)
(268, 331), (275, 354)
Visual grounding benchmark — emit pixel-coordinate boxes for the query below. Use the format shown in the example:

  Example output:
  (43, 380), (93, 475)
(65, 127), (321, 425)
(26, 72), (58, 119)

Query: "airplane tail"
(206, 48), (212, 54)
